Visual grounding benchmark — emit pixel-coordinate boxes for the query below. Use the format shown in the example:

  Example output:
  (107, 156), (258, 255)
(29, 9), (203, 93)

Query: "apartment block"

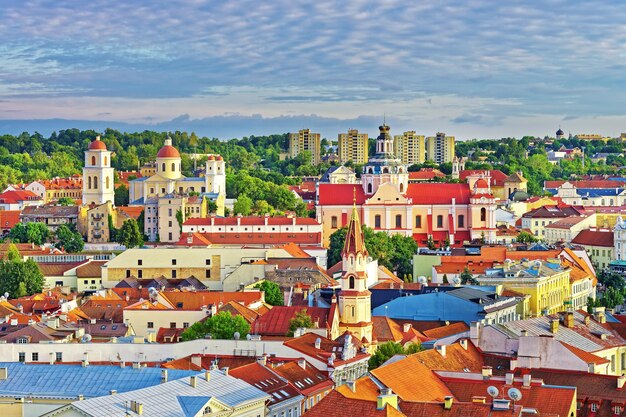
(288, 129), (321, 165)
(426, 132), (455, 164)
(338, 129), (368, 164)
(394, 131), (425, 165)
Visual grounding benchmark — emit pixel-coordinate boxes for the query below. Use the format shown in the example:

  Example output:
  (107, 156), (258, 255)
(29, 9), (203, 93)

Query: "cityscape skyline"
(2, 1), (626, 139)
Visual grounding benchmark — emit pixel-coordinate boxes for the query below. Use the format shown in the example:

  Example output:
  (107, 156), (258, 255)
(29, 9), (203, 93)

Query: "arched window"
(395, 214), (402, 228)
(105, 176), (110, 189)
(172, 162), (176, 172)
(91, 156), (96, 166)
(104, 156), (107, 166)
(94, 176), (98, 189)
(349, 276), (355, 289)
(88, 177), (92, 189)
(480, 207), (486, 221)
(383, 167), (389, 174)
(367, 183), (373, 194)
(399, 183), (404, 193)
(375, 215), (381, 228)
(162, 163), (166, 172)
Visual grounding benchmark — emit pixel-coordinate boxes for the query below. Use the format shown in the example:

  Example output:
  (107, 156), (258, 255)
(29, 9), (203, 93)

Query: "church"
(317, 124), (497, 247)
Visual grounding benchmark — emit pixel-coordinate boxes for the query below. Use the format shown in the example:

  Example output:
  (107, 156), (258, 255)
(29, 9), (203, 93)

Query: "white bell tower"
(82, 136), (115, 206)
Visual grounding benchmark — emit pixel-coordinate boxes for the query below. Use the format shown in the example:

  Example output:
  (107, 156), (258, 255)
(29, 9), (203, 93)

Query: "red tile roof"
(0, 210), (20, 230)
(272, 360), (333, 396)
(37, 261), (86, 276)
(408, 169), (445, 181)
(229, 362), (301, 405)
(116, 206), (144, 219)
(401, 401), (523, 417)
(545, 180), (626, 189)
(160, 290), (264, 311)
(75, 261), (107, 278)
(317, 184), (367, 205)
(177, 231), (321, 246)
(405, 183), (471, 205)
(572, 229), (614, 247)
(157, 144), (180, 158)
(302, 390), (403, 417)
(0, 190), (41, 204)
(460, 170), (508, 186)
(184, 216), (320, 226)
(283, 332), (370, 367)
(252, 306), (330, 336)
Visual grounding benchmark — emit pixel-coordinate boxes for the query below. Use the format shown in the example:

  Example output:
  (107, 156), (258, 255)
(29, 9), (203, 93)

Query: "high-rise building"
(338, 129), (368, 164)
(288, 129), (321, 165)
(394, 131), (425, 165)
(426, 132), (455, 164)
(82, 136), (115, 206)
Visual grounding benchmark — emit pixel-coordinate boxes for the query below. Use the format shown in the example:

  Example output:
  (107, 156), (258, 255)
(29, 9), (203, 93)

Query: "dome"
(475, 178), (489, 188)
(88, 136), (107, 150)
(556, 128), (564, 136)
(207, 155), (216, 161)
(216, 155), (223, 161)
(157, 138), (181, 158)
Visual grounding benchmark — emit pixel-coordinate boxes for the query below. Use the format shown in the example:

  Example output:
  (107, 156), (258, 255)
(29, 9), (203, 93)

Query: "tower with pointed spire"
(338, 197), (373, 345)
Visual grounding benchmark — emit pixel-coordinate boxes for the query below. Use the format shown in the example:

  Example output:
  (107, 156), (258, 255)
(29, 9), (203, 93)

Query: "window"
(126, 269), (131, 278)
(168, 221), (172, 227)
(458, 214), (465, 228)
(138, 270), (142, 278)
(395, 214), (402, 228)
(415, 215), (422, 228)
(437, 215), (443, 228)
(88, 176), (92, 189)
(18, 352), (25, 362)
(106, 176), (110, 189)
(170, 322), (176, 329)
(32, 352), (39, 361)
(172, 269), (177, 278)
(94, 176), (98, 189)
(168, 208), (173, 216)
(172, 162), (176, 171)
(147, 322), (154, 329)
(367, 183), (373, 194)
(56, 352), (62, 362)
(138, 259), (143, 266)
(591, 403), (598, 412)
(162, 163), (166, 172)
(331, 216), (338, 229)
(375, 215), (381, 228)
(104, 156), (107, 165)
(205, 259), (211, 266)
(349, 275), (355, 289)
(480, 207), (486, 221)
(183, 322), (189, 328)
(206, 270), (211, 279)
(168, 232), (172, 241)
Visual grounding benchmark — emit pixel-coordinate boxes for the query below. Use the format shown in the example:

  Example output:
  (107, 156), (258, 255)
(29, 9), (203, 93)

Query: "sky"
(1, 0), (626, 140)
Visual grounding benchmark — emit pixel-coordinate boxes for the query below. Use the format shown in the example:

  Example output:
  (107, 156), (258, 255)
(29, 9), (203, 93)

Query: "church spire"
(342, 190), (368, 258)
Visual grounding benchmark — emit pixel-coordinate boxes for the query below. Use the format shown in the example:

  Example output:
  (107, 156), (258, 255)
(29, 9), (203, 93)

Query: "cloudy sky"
(1, 0), (626, 139)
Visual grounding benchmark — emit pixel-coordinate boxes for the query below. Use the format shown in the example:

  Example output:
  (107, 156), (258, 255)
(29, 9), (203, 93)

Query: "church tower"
(82, 136), (114, 206)
(155, 137), (182, 180)
(338, 199), (373, 345)
(205, 154), (226, 194)
(361, 123), (409, 195)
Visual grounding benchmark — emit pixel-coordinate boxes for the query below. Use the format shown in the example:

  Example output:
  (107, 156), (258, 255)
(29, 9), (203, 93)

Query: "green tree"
(252, 199), (274, 216)
(254, 281), (283, 306)
(233, 195), (253, 215)
(288, 309), (314, 336)
(176, 209), (183, 233)
(368, 341), (424, 370)
(427, 235), (435, 250)
(516, 231), (538, 244)
(55, 224), (84, 253)
(181, 311), (250, 341)
(8, 223), (27, 243)
(460, 267), (478, 285)
(56, 197), (75, 206)
(116, 219), (144, 248)
(206, 199), (218, 214)
(25, 222), (50, 245)
(0, 254), (44, 297)
(114, 184), (129, 206)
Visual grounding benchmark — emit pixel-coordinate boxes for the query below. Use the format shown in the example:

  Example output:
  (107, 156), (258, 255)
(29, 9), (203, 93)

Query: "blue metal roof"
(0, 362), (198, 399)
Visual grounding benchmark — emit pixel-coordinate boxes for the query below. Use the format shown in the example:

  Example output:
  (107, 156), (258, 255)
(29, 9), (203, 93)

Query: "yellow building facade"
(426, 132), (455, 164)
(289, 129), (321, 165)
(393, 131), (425, 165)
(338, 129), (368, 164)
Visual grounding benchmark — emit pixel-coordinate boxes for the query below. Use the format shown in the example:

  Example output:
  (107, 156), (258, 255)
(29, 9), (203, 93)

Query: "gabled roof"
(160, 290), (264, 311)
(252, 306), (330, 336)
(460, 169), (508, 185)
(572, 229), (614, 247)
(229, 362), (301, 406)
(371, 316), (428, 344)
(76, 261), (107, 278)
(302, 390), (404, 417)
(404, 183), (471, 204)
(0, 190), (41, 204)
(272, 360), (333, 396)
(0, 210), (20, 230)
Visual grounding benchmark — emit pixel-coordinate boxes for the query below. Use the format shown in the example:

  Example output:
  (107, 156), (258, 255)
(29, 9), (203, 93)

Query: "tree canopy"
(288, 309), (314, 336)
(0, 244), (45, 297)
(368, 341), (424, 370)
(55, 224), (84, 253)
(181, 311), (250, 341)
(254, 281), (283, 306)
(8, 222), (50, 245)
(116, 219), (144, 248)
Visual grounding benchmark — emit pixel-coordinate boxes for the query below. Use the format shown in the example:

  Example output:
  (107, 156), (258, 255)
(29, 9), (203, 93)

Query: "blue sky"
(1, 0), (626, 139)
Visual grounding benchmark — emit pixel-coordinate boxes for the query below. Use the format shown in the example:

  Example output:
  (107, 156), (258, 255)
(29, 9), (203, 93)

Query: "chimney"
(618, 376), (626, 390)
(505, 373), (514, 385)
(205, 370), (210, 382)
(298, 359), (306, 370)
(435, 344), (446, 357)
(403, 323), (412, 333)
(191, 355), (202, 368)
(470, 321), (481, 340)
(222, 367), (229, 376)
(49, 353), (54, 365)
(550, 318), (559, 334)
(584, 315), (591, 326)
(110, 389), (117, 395)
(492, 399), (511, 410)
(315, 337), (321, 349)
(346, 380), (356, 393)
(10, 318), (17, 326)
(190, 376), (197, 388)
(133, 362), (141, 369)
(523, 373), (532, 387)
(472, 396), (486, 404)
(77, 395), (84, 401)
(594, 307), (606, 324)
(257, 355), (267, 366)
(520, 330), (528, 337)
(376, 388), (398, 410)
(444, 396), (453, 410)
(459, 339), (468, 350)
(564, 312), (574, 328)
(120, 361), (125, 369)
(161, 369), (168, 383)
(82, 353), (89, 367)
(130, 401), (143, 415)
(481, 366), (492, 379)
(0, 368), (7, 380)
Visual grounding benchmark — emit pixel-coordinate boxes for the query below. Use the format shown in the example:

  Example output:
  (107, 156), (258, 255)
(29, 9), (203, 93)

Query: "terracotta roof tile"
(253, 306), (331, 336)
(405, 183), (471, 204)
(572, 229), (614, 247)
(302, 390), (403, 417)
(421, 322), (469, 339)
